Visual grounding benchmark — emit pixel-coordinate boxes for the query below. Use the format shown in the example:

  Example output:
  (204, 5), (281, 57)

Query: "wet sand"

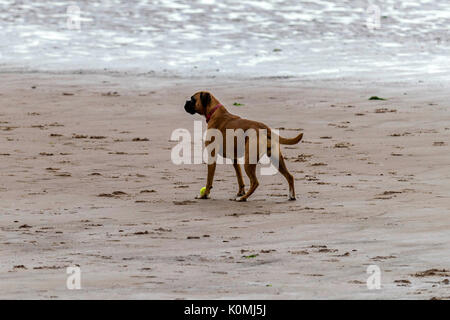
(0, 73), (449, 299)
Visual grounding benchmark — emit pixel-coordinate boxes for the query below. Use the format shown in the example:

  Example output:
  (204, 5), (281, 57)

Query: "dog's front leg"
(196, 163), (216, 199)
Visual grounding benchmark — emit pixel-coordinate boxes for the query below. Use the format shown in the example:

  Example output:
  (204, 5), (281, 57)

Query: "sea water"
(0, 0), (448, 80)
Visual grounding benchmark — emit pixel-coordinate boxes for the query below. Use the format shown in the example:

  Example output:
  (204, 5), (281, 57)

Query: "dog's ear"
(201, 92), (211, 111)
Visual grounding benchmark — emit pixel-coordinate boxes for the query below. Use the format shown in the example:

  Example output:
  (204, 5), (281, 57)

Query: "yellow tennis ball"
(200, 187), (206, 196)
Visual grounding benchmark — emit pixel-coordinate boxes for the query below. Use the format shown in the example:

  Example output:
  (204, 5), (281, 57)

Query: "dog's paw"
(236, 190), (246, 197)
(236, 197), (247, 202)
(289, 190), (296, 201)
(195, 194), (210, 200)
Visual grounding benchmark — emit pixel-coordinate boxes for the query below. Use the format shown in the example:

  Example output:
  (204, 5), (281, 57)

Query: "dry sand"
(0, 73), (449, 299)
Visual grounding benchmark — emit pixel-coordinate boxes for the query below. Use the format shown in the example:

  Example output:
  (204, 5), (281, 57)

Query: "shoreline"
(1, 68), (450, 85)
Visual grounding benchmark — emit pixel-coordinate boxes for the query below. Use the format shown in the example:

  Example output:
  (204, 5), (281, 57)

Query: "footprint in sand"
(101, 91), (120, 96)
(140, 189), (156, 193)
(375, 108), (397, 113)
(55, 172), (71, 177)
(98, 191), (128, 198)
(309, 162), (327, 167)
(371, 255), (397, 261)
(334, 142), (352, 149)
(394, 280), (411, 286)
(412, 269), (450, 278)
(289, 250), (309, 255)
(12, 265), (27, 271)
(72, 134), (88, 139)
(173, 200), (197, 205)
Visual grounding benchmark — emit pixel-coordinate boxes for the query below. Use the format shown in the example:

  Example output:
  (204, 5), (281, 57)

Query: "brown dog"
(184, 91), (303, 201)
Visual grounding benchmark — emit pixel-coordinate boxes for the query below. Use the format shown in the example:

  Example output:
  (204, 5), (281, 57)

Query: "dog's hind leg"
(277, 154), (296, 200)
(237, 164), (258, 201)
(233, 161), (246, 197)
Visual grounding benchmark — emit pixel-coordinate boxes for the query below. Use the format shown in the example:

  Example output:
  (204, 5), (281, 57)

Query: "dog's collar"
(206, 104), (222, 123)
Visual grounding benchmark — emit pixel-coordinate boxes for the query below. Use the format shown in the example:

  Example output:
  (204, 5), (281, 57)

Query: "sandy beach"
(0, 73), (449, 299)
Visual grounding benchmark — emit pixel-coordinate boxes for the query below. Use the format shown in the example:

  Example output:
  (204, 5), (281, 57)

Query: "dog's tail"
(278, 132), (303, 145)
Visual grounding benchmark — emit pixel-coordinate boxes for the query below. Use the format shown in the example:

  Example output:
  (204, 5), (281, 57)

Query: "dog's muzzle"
(184, 100), (196, 114)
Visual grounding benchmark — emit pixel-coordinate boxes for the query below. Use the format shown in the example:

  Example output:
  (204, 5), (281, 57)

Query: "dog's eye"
(191, 96), (195, 102)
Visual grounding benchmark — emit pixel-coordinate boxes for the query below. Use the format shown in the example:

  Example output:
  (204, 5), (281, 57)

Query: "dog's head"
(184, 91), (211, 115)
